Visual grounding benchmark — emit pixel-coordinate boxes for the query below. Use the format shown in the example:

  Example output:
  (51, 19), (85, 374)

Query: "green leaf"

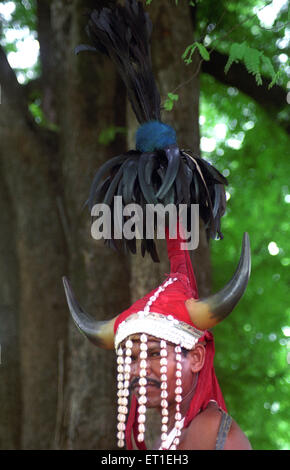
(225, 42), (278, 88)
(182, 44), (197, 65)
(225, 42), (247, 74)
(164, 92), (179, 111)
(196, 42), (210, 61)
(182, 41), (210, 65)
(167, 93), (179, 101)
(98, 126), (127, 146)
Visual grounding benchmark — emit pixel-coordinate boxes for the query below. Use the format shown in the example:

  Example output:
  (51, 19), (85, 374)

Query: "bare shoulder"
(223, 417), (252, 450)
(181, 402), (252, 450)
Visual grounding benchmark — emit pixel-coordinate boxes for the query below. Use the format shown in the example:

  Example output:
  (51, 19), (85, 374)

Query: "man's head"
(116, 328), (207, 448)
(125, 335), (206, 409)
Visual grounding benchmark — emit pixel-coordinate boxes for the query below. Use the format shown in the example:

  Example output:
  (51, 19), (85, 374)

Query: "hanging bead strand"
(169, 344), (184, 450)
(116, 346), (126, 448)
(159, 339), (169, 449)
(137, 333), (148, 443)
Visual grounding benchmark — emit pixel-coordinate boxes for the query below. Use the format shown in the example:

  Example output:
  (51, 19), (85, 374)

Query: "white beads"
(140, 359), (147, 369)
(115, 275), (187, 450)
(137, 333), (148, 444)
(126, 339), (133, 349)
(138, 423), (145, 433)
(116, 342), (132, 449)
(142, 278), (178, 317)
(140, 334), (147, 343)
(140, 368), (147, 378)
(139, 386), (146, 395)
(161, 399), (168, 408)
(160, 339), (169, 446)
(161, 432), (168, 441)
(138, 414), (146, 424)
(138, 394), (147, 405)
(137, 433), (144, 442)
(139, 377), (147, 386)
(117, 422), (126, 431)
(167, 344), (184, 450)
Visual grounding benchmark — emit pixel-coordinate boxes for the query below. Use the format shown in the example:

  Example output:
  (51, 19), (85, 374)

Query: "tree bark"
(50, 0), (130, 450)
(0, 0), (210, 450)
(0, 158), (21, 449)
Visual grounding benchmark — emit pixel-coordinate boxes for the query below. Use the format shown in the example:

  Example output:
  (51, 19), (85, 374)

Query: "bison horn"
(62, 277), (116, 350)
(186, 232), (251, 330)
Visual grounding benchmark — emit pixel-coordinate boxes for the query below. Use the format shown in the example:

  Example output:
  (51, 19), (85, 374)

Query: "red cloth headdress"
(114, 224), (227, 450)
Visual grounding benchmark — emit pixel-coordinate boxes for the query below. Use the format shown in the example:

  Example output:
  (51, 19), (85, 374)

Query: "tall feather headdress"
(76, 0), (227, 261)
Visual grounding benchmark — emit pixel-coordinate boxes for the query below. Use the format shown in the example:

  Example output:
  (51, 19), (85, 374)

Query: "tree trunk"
(0, 0), (210, 450)
(128, 0), (211, 447)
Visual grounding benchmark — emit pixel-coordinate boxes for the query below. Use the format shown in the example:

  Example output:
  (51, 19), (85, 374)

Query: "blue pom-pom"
(136, 121), (177, 152)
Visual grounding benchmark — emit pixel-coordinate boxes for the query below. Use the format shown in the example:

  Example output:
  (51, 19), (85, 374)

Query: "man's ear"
(188, 344), (206, 373)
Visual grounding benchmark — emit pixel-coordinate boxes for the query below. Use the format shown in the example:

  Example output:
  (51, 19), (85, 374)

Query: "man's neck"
(158, 375), (198, 431)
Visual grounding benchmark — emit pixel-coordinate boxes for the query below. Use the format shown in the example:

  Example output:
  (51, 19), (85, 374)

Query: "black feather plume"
(78, 0), (228, 261)
(78, 0), (161, 124)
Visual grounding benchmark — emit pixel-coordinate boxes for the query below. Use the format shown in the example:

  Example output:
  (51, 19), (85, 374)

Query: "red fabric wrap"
(114, 225), (199, 333)
(166, 225), (198, 300)
(183, 330), (227, 429)
(116, 223), (226, 450)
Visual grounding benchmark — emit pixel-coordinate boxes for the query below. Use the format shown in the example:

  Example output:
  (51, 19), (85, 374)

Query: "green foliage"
(0, 0), (39, 83)
(200, 73), (290, 450)
(0, 0), (37, 36)
(195, 0), (288, 88)
(225, 41), (281, 88)
(28, 98), (59, 131)
(182, 41), (210, 65)
(164, 92), (179, 111)
(98, 126), (127, 146)
(10, 0), (36, 30)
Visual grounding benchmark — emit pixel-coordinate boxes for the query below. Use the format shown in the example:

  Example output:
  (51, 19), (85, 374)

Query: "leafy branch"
(225, 42), (281, 88)
(182, 41), (210, 65)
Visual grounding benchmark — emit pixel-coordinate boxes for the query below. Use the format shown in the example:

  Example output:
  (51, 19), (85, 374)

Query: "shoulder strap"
(215, 410), (232, 450)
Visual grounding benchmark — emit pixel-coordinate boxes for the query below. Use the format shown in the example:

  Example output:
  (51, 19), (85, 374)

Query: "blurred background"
(0, 0), (289, 450)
